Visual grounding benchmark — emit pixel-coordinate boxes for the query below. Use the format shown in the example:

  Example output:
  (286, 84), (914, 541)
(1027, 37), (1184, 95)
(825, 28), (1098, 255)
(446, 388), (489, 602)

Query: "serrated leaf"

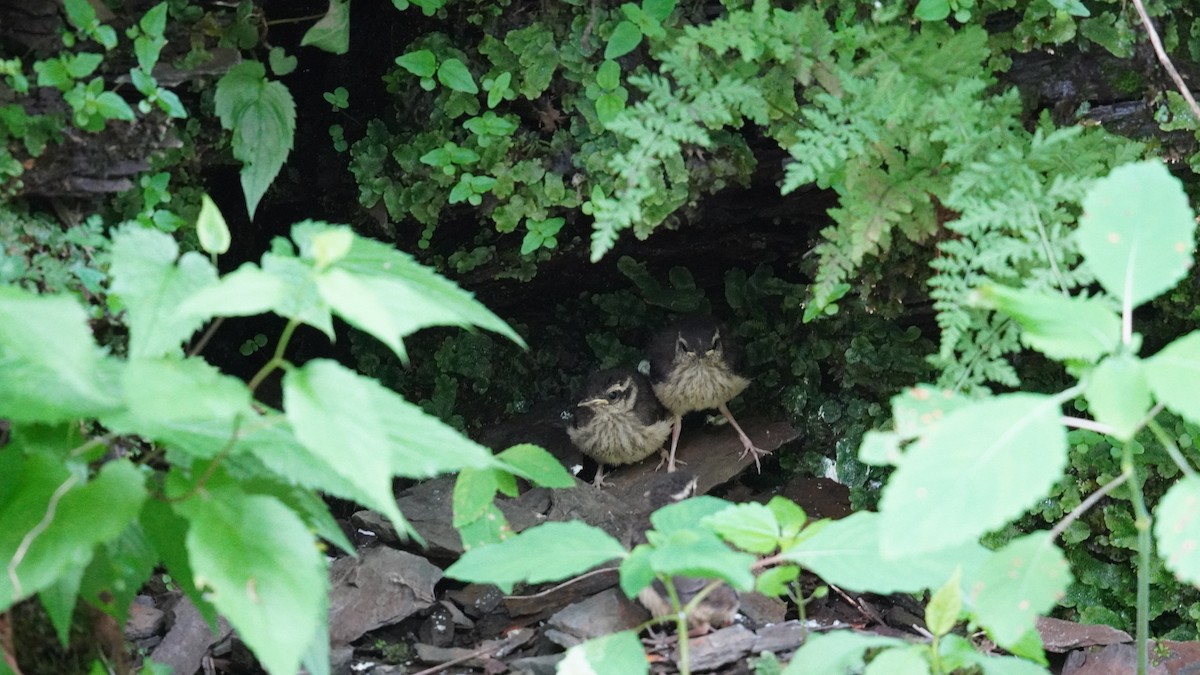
(196, 194), (231, 255)
(618, 544), (655, 598)
(1155, 477), (1200, 586)
(120, 358), (249, 433)
(292, 222), (523, 359)
(1084, 354), (1150, 440)
(1145, 331), (1200, 425)
(177, 263), (290, 321)
(767, 496), (807, 544)
(214, 61), (296, 218)
(445, 521), (625, 593)
(457, 502), (512, 550)
(703, 502), (780, 554)
(453, 467), (502, 527)
(285, 360), (498, 534)
(559, 630), (648, 675)
(0, 287), (119, 421)
(650, 495), (734, 534)
(110, 225), (218, 358)
(968, 533), (1071, 647)
(891, 384), (969, 438)
(782, 511), (990, 594)
(395, 49), (436, 78)
(863, 646), (931, 675)
(39, 561), (85, 646)
(648, 529), (756, 591)
(642, 0), (676, 22)
(1077, 161), (1196, 309)
(982, 285), (1120, 363)
(879, 394), (1068, 557)
(495, 444), (576, 488)
(300, 0), (349, 55)
(0, 457), (145, 608)
(783, 631), (907, 674)
(604, 21), (643, 60)
(755, 565), (799, 597)
(79, 524), (157, 623)
(436, 58), (478, 94)
(925, 568), (962, 636)
(175, 487), (326, 675)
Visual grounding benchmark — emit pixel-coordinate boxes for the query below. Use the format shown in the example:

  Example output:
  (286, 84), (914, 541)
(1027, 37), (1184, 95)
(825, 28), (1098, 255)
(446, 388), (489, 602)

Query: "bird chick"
(635, 472), (740, 633)
(567, 367), (673, 487)
(647, 316), (767, 473)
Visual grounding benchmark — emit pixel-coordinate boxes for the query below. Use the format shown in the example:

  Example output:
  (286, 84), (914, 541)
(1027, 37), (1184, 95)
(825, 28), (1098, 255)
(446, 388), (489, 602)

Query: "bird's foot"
(654, 448), (687, 472)
(591, 465), (612, 488)
(738, 443), (770, 474)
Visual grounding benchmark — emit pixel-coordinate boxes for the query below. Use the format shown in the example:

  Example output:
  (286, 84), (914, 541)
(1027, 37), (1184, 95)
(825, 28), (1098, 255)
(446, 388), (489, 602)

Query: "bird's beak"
(579, 397), (609, 408)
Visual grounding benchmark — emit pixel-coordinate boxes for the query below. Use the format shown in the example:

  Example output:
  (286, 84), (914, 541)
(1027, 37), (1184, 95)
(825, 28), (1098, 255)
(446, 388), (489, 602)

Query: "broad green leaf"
(879, 394), (1068, 557)
(292, 222), (523, 359)
(1145, 331), (1200, 425)
(913, 0), (950, 20)
(650, 495), (734, 534)
(261, 253), (335, 337)
(453, 467), (502, 527)
(0, 287), (119, 421)
(859, 431), (902, 466)
(300, 0), (350, 55)
(39, 561), (86, 646)
(0, 457), (145, 608)
(268, 47), (298, 76)
(214, 61), (296, 218)
(642, 0), (676, 22)
(1077, 161), (1196, 309)
(968, 533), (1071, 647)
(196, 194), (231, 255)
(395, 49), (437, 77)
(604, 21), (642, 60)
(559, 631), (648, 675)
(445, 521), (625, 593)
(176, 487), (326, 675)
(702, 502), (780, 554)
(1155, 477), (1200, 586)
(755, 565), (799, 597)
(495, 444), (576, 488)
(618, 544), (655, 598)
(925, 568), (962, 636)
(1084, 354), (1150, 440)
(241, 480), (354, 556)
(969, 654), (1051, 675)
(982, 285), (1120, 363)
(890, 384), (969, 438)
(595, 60), (621, 90)
(595, 92), (625, 125)
(783, 511), (990, 594)
(120, 358), (249, 430)
(177, 263), (290, 320)
(648, 529), (756, 591)
(783, 631), (907, 674)
(285, 360), (498, 533)
(766, 497), (807, 544)
(140, 499), (216, 625)
(139, 3), (168, 38)
(457, 503), (512, 550)
(79, 524), (157, 623)
(436, 58), (478, 94)
(110, 226), (217, 358)
(863, 646), (931, 675)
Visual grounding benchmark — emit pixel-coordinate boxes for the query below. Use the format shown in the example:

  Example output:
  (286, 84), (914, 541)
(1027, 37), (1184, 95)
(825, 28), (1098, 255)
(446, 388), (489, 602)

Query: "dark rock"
(124, 600), (164, 640)
(679, 623), (757, 672)
(418, 603), (456, 647)
(737, 592), (788, 629)
(328, 546), (441, 644)
(148, 597), (233, 675)
(1037, 616), (1131, 652)
(752, 620), (807, 654)
(545, 589), (648, 647)
(508, 653), (565, 675)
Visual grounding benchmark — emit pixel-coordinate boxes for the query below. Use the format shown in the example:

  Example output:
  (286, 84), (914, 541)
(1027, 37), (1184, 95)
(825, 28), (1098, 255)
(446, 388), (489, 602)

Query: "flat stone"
(1037, 616), (1131, 652)
(508, 653), (565, 675)
(738, 592), (787, 629)
(546, 588), (648, 644)
(753, 620), (806, 654)
(328, 546), (442, 644)
(679, 623), (757, 672)
(148, 597), (232, 675)
(124, 601), (164, 640)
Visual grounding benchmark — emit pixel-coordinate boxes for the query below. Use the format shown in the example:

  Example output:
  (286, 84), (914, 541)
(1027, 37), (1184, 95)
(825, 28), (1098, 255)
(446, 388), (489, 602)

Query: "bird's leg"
(664, 415), (683, 472)
(592, 463), (611, 488)
(717, 402), (768, 473)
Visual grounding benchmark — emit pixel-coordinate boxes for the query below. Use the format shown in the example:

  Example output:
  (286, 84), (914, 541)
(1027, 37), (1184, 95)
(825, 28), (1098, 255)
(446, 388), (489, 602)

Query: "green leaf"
(595, 92), (626, 125)
(395, 49), (437, 78)
(40, 562), (86, 646)
(767, 497), (807, 544)
(445, 521), (625, 593)
(119, 358), (249, 435)
(436, 58), (478, 94)
(214, 61), (296, 218)
(596, 60), (622, 90)
(968, 533), (1071, 647)
(913, 0), (950, 20)
(300, 0), (350, 55)
(783, 631), (907, 674)
(486, 71), (510, 108)
(641, 0), (676, 23)
(618, 544), (655, 598)
(495, 444), (576, 488)
(93, 91), (135, 121)
(703, 502), (780, 554)
(879, 394), (1068, 557)
(890, 384), (970, 438)
(196, 194), (232, 255)
(1084, 354), (1150, 440)
(0, 287), (119, 422)
(755, 565), (799, 597)
(1155, 477), (1200, 587)
(604, 21), (643, 60)
(268, 47), (298, 76)
(783, 511), (990, 594)
(1077, 161), (1196, 309)
(0, 457), (145, 608)
(79, 524), (157, 623)
(453, 467), (502, 528)
(175, 487), (326, 675)
(1145, 331), (1200, 425)
(981, 285), (1120, 363)
(139, 3), (168, 37)
(292, 222), (523, 359)
(650, 495), (734, 534)
(648, 529), (756, 591)
(863, 646), (931, 675)
(285, 360), (498, 533)
(110, 226), (218, 358)
(559, 631), (648, 675)
(178, 263), (290, 323)
(66, 53), (102, 79)
(925, 568), (962, 636)
(457, 503), (512, 550)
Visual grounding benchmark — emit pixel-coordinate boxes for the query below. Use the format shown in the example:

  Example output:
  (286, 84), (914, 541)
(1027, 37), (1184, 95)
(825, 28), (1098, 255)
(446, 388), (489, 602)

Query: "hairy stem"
(1122, 441), (1151, 675)
(1147, 417), (1198, 481)
(247, 318), (300, 394)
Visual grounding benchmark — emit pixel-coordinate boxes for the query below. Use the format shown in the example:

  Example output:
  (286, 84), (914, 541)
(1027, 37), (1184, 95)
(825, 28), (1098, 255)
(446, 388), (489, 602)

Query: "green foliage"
(214, 61), (297, 218)
(301, 0), (351, 55)
(0, 210), (532, 674)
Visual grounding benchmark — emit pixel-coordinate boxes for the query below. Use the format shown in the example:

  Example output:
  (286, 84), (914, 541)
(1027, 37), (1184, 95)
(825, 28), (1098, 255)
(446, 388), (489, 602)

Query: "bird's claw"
(738, 444), (770, 474)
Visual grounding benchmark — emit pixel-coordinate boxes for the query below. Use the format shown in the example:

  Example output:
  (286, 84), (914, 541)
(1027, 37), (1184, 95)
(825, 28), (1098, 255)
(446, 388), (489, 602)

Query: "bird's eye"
(606, 386), (624, 401)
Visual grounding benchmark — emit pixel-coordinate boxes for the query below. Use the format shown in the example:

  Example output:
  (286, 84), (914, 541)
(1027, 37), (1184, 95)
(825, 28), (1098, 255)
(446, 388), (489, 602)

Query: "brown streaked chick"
(647, 316), (767, 473)
(634, 472), (740, 633)
(567, 367), (673, 487)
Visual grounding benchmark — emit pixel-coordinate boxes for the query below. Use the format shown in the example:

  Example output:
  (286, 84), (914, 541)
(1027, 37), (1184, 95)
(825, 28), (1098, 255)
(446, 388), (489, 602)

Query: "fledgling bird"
(635, 472), (740, 633)
(647, 316), (768, 473)
(566, 367), (673, 487)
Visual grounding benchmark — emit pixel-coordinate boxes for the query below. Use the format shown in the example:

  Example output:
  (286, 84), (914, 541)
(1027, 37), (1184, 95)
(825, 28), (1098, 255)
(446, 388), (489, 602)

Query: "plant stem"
(1129, 0), (1200, 122)
(247, 318), (300, 394)
(1147, 417), (1198, 481)
(1123, 441), (1151, 675)
(662, 577), (691, 675)
(1049, 469), (1130, 542)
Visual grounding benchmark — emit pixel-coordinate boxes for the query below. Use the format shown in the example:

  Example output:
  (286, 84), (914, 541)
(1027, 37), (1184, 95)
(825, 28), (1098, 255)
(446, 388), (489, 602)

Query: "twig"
(502, 566), (619, 601)
(1130, 0), (1200, 123)
(8, 474), (79, 598)
(409, 629), (531, 675)
(1049, 469), (1130, 542)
